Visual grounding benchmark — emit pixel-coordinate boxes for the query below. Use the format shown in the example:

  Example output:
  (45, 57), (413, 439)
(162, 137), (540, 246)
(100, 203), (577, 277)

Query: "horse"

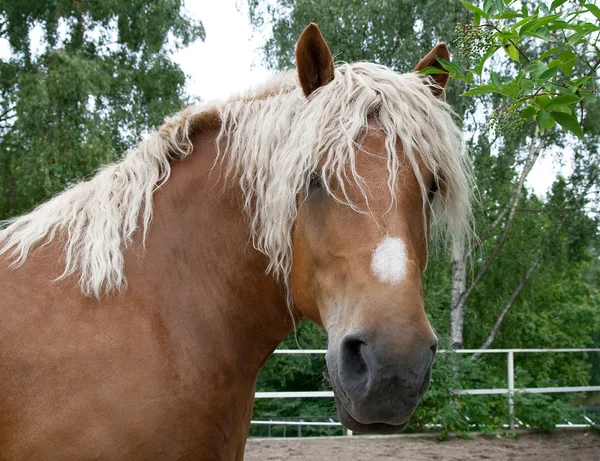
(0, 23), (471, 460)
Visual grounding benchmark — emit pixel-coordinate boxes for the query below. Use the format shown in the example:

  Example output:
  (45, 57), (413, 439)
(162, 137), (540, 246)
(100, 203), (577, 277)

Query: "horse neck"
(126, 128), (294, 373)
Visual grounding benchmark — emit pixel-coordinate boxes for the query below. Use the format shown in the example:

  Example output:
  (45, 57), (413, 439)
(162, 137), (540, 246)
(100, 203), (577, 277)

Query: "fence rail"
(252, 348), (600, 436)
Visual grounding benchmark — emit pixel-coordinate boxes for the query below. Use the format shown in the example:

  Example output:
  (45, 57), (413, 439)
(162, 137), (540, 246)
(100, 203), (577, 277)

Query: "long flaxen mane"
(0, 63), (472, 298)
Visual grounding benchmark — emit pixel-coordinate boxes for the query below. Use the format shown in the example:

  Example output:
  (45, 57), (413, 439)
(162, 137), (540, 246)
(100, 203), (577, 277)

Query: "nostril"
(339, 335), (369, 388)
(430, 343), (438, 356)
(346, 337), (365, 355)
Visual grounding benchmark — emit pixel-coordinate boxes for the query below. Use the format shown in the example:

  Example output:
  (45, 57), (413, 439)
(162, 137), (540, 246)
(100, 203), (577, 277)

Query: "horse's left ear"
(296, 23), (335, 98)
(413, 43), (450, 98)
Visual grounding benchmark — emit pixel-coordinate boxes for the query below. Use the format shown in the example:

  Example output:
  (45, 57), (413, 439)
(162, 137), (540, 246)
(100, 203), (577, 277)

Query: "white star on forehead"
(371, 236), (408, 285)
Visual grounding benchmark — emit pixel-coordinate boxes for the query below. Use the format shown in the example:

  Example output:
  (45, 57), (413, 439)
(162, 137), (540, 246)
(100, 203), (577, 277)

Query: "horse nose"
(337, 332), (436, 418)
(430, 336), (438, 355)
(339, 334), (370, 398)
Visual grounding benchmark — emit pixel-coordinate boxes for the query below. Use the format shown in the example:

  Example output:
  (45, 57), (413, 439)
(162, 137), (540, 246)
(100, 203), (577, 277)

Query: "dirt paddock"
(245, 430), (600, 460)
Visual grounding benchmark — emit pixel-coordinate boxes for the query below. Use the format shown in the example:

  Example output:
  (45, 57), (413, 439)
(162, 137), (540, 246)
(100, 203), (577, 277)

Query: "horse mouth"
(334, 396), (408, 434)
(329, 377), (410, 434)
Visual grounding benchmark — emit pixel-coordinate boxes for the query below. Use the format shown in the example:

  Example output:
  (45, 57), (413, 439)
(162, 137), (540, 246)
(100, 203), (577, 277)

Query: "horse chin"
(334, 397), (408, 435)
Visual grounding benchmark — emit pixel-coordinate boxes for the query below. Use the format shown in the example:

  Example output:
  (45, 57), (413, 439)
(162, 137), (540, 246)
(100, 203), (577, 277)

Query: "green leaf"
(547, 19), (579, 32)
(545, 94), (582, 110)
(522, 106), (536, 119)
(570, 76), (591, 86)
(491, 71), (503, 89)
(581, 91), (597, 102)
(520, 14), (561, 37)
(436, 57), (464, 78)
(519, 78), (534, 91)
(553, 104), (573, 114)
(509, 99), (526, 111)
(483, 0), (496, 15)
(417, 66), (450, 75)
(539, 46), (562, 60)
(460, 0), (489, 19)
(538, 66), (560, 81)
(535, 95), (551, 109)
(536, 109), (551, 130)
(551, 111), (583, 137)
(514, 14), (537, 31)
(500, 82), (521, 99)
(559, 50), (577, 77)
(498, 29), (521, 41)
(546, 83), (576, 94)
(567, 32), (584, 45)
(547, 59), (563, 69)
(581, 22), (600, 33)
(494, 12), (523, 19)
(503, 43), (520, 62)
(461, 84), (500, 96)
(584, 3), (600, 22)
(529, 26), (551, 40)
(550, 0), (568, 11)
(525, 60), (549, 78)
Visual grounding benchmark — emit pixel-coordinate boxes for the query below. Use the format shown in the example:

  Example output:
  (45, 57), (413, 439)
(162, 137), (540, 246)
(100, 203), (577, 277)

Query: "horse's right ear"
(296, 23), (335, 98)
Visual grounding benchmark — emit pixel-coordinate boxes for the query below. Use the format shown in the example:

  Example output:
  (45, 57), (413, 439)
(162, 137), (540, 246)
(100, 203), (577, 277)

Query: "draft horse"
(0, 24), (471, 460)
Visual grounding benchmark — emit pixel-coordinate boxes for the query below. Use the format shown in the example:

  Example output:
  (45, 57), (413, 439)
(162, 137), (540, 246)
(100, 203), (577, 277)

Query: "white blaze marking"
(371, 236), (408, 285)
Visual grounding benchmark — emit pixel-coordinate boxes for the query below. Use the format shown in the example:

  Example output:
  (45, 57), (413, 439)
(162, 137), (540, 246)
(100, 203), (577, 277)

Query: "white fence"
(252, 348), (600, 436)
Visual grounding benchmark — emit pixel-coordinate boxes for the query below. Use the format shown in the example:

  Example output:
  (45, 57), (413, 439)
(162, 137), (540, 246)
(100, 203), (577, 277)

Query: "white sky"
(173, 0), (273, 102)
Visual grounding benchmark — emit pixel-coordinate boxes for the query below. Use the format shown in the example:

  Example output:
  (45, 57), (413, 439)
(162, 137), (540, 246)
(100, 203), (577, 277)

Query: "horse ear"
(296, 23), (335, 98)
(413, 43), (450, 98)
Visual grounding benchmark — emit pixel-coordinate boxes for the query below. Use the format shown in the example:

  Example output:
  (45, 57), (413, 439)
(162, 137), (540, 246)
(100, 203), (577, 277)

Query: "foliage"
(425, 0), (600, 137)
(0, 0), (204, 219)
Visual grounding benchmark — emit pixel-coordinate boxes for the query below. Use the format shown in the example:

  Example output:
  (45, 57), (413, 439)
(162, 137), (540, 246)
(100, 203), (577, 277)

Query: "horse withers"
(0, 24), (471, 460)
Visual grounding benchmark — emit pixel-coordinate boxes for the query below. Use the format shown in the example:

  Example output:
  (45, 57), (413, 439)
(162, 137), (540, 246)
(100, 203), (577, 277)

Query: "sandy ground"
(244, 430), (600, 461)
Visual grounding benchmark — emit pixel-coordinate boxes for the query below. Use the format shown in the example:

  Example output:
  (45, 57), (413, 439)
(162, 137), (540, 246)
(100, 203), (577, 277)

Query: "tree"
(433, 0), (600, 348)
(0, 0), (204, 219)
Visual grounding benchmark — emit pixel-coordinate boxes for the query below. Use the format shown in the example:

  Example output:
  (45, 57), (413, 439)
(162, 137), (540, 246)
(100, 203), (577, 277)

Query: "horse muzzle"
(327, 330), (436, 433)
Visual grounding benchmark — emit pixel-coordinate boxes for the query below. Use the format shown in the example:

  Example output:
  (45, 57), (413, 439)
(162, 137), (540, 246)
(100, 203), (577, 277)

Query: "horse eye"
(428, 177), (439, 202)
(309, 173), (323, 190)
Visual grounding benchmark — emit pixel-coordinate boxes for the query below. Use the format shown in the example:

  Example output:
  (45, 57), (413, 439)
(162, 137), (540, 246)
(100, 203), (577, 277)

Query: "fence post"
(508, 351), (515, 431)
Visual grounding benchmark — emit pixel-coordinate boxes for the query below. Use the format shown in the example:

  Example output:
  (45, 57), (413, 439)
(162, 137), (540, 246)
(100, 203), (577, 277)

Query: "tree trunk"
(448, 128), (542, 350)
(449, 254), (467, 349)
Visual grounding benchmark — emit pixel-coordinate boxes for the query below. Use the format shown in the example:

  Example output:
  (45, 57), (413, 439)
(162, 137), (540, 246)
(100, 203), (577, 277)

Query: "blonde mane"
(0, 63), (472, 298)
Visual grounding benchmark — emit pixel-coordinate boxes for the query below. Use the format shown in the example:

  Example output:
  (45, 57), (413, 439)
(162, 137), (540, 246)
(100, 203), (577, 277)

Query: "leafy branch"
(419, 0), (600, 138)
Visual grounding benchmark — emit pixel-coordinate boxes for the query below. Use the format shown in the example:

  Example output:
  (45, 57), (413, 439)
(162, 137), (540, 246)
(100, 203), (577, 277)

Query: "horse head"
(290, 24), (468, 433)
